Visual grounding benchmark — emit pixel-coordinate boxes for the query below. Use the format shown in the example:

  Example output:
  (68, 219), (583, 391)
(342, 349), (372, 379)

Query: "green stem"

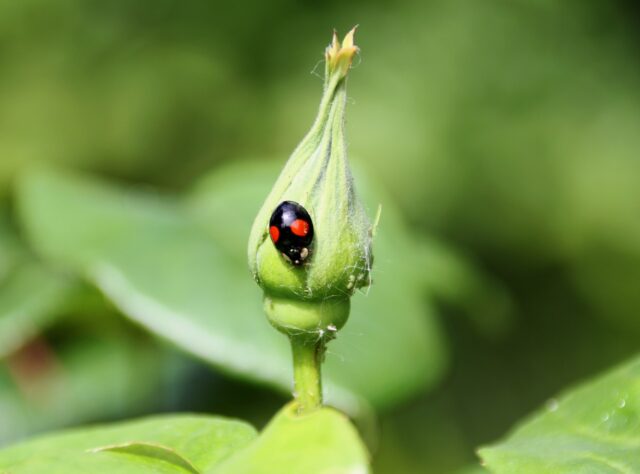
(290, 336), (323, 413)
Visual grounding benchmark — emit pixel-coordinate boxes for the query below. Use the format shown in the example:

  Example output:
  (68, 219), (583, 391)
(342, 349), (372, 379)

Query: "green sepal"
(264, 295), (349, 340)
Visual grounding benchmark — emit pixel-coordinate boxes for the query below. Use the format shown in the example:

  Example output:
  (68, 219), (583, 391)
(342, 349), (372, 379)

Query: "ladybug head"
(283, 246), (310, 266)
(285, 247), (303, 266)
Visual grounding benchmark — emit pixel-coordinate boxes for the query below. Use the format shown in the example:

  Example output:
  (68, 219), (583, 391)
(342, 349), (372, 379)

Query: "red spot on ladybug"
(269, 201), (314, 266)
(269, 225), (280, 243)
(290, 219), (309, 237)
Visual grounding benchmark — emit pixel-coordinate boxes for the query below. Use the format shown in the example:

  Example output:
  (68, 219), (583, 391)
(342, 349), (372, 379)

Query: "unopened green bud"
(248, 28), (373, 338)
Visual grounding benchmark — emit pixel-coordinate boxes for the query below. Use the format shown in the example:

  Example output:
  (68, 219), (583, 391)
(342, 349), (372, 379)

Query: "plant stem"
(290, 337), (323, 413)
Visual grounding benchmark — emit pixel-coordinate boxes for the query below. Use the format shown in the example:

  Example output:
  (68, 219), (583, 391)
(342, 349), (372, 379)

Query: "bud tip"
(325, 26), (359, 79)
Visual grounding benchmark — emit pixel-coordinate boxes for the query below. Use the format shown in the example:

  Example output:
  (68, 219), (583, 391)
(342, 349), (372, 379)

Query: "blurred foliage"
(0, 330), (165, 445)
(0, 263), (73, 359)
(0, 0), (639, 472)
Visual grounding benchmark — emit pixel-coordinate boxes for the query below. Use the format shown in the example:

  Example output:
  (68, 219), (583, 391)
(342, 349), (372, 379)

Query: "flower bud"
(248, 28), (373, 337)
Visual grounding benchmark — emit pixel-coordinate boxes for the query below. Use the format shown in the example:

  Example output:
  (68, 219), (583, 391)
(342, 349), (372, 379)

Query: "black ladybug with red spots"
(269, 201), (314, 266)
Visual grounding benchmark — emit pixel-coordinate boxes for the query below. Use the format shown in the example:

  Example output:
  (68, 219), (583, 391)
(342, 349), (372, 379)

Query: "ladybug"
(269, 200), (314, 266)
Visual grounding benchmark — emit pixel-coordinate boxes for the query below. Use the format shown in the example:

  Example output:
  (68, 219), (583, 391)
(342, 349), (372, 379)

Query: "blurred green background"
(1, 0), (640, 472)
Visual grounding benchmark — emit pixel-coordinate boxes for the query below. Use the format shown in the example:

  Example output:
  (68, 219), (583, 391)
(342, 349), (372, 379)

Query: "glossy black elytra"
(269, 201), (314, 266)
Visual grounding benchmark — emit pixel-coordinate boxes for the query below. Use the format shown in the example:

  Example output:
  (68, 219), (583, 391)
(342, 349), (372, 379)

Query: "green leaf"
(0, 403), (367, 474)
(0, 415), (257, 473)
(0, 262), (74, 359)
(479, 355), (640, 473)
(92, 442), (201, 474)
(16, 165), (292, 397)
(17, 164), (446, 412)
(212, 402), (369, 474)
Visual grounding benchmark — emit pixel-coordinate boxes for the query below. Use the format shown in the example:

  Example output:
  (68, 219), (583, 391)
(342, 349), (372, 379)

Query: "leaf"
(91, 442), (200, 474)
(478, 355), (640, 473)
(188, 159), (447, 410)
(212, 402), (369, 474)
(0, 414), (257, 473)
(16, 165), (292, 397)
(0, 403), (368, 474)
(17, 164), (446, 412)
(0, 262), (74, 359)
